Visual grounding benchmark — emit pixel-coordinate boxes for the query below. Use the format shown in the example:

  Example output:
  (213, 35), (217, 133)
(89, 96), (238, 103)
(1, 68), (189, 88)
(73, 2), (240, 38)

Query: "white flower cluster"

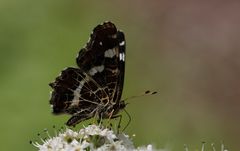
(33, 124), (228, 151)
(33, 124), (159, 151)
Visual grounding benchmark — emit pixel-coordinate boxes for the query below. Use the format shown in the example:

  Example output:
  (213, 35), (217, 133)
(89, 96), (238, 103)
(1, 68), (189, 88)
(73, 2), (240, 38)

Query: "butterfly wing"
(76, 22), (126, 104)
(49, 67), (108, 117)
(49, 22), (126, 126)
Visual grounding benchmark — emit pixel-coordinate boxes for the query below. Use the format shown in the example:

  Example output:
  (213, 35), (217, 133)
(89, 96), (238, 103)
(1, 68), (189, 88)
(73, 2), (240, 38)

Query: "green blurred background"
(1, 0), (239, 150)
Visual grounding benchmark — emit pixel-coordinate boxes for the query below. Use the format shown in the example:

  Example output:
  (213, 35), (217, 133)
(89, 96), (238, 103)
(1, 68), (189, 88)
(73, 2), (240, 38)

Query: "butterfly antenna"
(123, 90), (158, 102)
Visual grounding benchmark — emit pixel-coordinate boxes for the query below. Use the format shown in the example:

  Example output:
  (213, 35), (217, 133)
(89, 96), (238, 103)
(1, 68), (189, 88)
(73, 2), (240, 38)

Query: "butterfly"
(49, 22), (126, 126)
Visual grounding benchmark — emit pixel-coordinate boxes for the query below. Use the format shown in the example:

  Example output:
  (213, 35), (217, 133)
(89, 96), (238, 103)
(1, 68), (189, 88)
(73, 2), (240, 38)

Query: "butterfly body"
(49, 22), (126, 126)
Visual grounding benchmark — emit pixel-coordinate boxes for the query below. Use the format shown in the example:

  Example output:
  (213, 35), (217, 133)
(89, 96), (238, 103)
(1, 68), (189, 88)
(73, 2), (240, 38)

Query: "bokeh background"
(1, 0), (239, 150)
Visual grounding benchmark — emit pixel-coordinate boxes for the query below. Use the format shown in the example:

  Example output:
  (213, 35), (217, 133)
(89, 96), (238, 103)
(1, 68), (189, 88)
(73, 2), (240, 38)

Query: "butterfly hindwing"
(49, 68), (107, 114)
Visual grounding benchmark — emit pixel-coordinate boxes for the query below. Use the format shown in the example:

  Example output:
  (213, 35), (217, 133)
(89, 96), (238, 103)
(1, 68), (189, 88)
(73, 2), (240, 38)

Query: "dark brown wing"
(49, 22), (126, 126)
(49, 67), (108, 115)
(76, 22), (126, 104)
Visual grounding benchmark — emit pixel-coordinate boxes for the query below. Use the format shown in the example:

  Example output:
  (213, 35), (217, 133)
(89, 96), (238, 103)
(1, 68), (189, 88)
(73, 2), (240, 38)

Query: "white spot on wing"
(71, 79), (86, 107)
(119, 52), (125, 61)
(119, 41), (125, 46)
(104, 48), (116, 58)
(89, 65), (104, 76)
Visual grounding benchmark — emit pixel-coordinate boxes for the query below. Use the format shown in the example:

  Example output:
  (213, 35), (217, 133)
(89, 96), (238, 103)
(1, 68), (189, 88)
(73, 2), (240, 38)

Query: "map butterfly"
(49, 22), (126, 126)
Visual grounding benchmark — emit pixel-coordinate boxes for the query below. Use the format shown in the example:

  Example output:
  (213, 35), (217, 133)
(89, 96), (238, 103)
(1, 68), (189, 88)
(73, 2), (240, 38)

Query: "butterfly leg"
(111, 109), (131, 133)
(110, 114), (122, 133)
(105, 109), (115, 129)
(66, 114), (92, 127)
(96, 112), (104, 126)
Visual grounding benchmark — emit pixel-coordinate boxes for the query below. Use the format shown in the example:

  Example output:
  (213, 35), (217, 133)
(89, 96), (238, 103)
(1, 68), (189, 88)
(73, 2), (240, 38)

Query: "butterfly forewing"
(76, 22), (125, 104)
